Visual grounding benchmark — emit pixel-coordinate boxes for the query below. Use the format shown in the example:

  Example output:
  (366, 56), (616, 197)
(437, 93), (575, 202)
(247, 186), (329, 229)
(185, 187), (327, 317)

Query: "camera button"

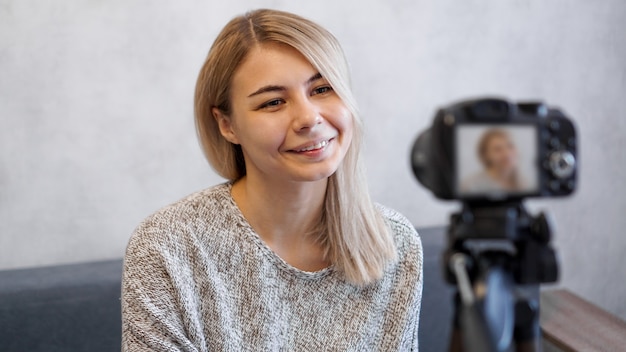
(549, 181), (561, 192)
(549, 120), (560, 131)
(550, 137), (561, 149)
(566, 180), (576, 191)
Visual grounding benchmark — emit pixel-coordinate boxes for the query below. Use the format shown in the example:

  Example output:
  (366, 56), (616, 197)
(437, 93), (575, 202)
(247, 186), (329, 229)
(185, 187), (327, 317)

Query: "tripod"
(445, 202), (559, 352)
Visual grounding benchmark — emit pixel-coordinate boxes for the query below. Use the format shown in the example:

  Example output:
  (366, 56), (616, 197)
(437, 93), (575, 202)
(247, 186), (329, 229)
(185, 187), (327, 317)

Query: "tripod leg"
(449, 328), (464, 352)
(514, 290), (541, 352)
(448, 293), (464, 352)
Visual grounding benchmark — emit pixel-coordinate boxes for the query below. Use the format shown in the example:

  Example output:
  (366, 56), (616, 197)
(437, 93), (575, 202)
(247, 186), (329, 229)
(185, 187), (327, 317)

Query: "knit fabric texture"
(122, 183), (423, 351)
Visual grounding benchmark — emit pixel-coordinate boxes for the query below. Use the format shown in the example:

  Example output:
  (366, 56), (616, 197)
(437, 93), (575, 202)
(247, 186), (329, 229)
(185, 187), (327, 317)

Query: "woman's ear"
(212, 107), (240, 145)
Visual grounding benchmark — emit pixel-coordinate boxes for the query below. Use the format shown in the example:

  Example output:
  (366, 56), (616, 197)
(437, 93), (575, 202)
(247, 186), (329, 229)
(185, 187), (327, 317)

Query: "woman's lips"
(290, 137), (335, 153)
(296, 139), (329, 152)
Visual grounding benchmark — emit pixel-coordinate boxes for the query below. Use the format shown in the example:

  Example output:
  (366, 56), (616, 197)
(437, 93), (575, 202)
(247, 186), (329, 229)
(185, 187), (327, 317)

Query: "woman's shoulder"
(376, 204), (416, 234)
(375, 203), (421, 250)
(128, 183), (236, 247)
(460, 171), (499, 193)
(376, 204), (423, 284)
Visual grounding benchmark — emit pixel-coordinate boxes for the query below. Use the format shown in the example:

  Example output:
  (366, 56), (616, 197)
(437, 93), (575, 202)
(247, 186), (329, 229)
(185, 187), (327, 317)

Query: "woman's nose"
(292, 99), (322, 132)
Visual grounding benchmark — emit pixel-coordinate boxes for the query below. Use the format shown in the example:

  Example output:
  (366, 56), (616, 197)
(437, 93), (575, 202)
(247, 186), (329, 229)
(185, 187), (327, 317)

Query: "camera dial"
(549, 150), (576, 179)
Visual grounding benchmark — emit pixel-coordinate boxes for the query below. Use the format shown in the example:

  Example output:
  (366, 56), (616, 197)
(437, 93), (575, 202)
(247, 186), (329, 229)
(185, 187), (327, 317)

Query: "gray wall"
(1, 0), (625, 320)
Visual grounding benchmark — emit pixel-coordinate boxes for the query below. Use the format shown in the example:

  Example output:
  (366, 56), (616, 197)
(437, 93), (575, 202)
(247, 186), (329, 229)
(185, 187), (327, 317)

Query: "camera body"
(411, 98), (577, 202)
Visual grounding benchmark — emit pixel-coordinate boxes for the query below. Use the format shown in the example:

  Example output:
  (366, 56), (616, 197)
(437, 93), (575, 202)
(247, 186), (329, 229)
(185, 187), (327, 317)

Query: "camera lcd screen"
(456, 124), (539, 198)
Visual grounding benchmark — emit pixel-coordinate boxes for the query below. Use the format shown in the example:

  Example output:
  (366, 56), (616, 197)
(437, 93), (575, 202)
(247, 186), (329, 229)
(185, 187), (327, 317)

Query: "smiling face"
(484, 134), (518, 175)
(212, 43), (353, 183)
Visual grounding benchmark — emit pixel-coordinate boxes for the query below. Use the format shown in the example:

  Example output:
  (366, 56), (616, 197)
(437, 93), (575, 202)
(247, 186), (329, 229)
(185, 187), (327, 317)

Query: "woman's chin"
(287, 165), (338, 183)
(279, 155), (343, 182)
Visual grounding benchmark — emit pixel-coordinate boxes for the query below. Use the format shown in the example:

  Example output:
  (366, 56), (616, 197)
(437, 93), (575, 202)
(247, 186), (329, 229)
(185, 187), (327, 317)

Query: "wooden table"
(541, 289), (626, 351)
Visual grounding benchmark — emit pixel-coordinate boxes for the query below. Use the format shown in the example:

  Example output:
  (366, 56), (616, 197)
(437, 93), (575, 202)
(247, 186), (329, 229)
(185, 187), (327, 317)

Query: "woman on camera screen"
(460, 128), (529, 194)
(122, 9), (423, 351)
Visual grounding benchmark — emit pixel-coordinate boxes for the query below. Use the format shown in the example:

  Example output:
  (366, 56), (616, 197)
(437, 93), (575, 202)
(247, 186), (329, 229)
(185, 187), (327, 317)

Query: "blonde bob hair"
(194, 9), (396, 285)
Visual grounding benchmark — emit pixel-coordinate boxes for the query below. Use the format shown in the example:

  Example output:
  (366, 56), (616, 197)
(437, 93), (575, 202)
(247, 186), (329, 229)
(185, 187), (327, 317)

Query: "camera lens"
(411, 129), (434, 190)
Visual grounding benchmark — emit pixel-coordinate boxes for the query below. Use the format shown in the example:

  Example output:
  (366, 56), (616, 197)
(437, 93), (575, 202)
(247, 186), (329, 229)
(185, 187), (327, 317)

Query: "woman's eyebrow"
(247, 85), (285, 98)
(247, 72), (323, 98)
(306, 72), (323, 85)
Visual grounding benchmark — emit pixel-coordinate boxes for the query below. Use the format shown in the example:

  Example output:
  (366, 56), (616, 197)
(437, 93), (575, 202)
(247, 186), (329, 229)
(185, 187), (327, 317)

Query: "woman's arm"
(121, 227), (200, 352)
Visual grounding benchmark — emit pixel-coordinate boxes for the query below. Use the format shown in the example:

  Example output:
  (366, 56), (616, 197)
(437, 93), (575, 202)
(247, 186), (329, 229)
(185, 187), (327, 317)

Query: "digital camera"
(411, 98), (577, 202)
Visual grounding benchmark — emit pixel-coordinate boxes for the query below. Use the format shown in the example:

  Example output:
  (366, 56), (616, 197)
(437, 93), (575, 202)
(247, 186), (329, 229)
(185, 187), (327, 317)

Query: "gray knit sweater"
(122, 183), (423, 351)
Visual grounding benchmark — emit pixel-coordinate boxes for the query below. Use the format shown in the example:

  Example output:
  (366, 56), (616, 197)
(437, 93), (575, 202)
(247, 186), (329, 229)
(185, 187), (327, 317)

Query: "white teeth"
(297, 139), (329, 152)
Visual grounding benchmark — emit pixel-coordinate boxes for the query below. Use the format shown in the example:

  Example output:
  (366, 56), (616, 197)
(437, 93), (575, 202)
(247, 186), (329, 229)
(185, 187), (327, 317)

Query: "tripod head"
(445, 201), (558, 285)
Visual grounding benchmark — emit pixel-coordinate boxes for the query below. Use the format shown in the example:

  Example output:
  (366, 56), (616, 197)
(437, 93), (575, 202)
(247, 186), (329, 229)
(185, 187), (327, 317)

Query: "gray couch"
(0, 227), (453, 351)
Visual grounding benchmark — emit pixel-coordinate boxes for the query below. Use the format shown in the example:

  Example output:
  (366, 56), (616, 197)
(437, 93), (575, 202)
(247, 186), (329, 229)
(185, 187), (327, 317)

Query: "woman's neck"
(488, 168), (517, 189)
(231, 174), (329, 270)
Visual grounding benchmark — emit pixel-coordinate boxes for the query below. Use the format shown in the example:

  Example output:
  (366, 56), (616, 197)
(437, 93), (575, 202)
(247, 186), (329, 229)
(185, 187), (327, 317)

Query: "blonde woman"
(122, 9), (422, 351)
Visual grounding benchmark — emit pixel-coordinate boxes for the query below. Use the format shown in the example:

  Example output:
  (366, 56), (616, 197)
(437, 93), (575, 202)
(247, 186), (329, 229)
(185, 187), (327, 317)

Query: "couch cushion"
(0, 260), (123, 352)
(418, 226), (454, 351)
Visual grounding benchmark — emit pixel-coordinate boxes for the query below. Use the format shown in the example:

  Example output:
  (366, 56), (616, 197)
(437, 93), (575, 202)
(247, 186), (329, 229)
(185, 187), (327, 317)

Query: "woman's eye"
(312, 85), (333, 96)
(259, 99), (284, 110)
